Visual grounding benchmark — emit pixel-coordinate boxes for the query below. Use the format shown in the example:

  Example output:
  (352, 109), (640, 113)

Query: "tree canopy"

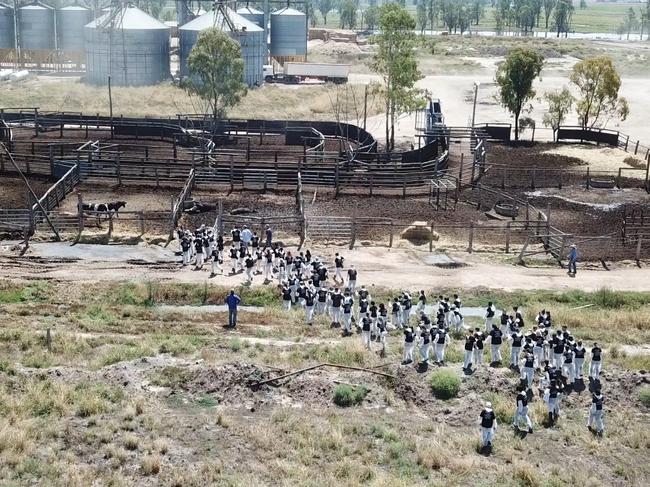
(184, 28), (247, 123)
(570, 56), (629, 129)
(371, 3), (423, 151)
(495, 48), (544, 140)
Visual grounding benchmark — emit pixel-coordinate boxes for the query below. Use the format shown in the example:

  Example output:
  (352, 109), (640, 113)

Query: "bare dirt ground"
(1, 241), (649, 292)
(0, 177), (53, 208)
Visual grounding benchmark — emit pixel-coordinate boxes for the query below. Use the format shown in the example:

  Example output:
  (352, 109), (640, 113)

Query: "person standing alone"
(224, 290), (241, 329)
(568, 244), (578, 276)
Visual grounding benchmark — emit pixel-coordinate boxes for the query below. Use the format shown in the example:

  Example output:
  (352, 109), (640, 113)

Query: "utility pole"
(471, 81), (480, 128)
(108, 75), (113, 138)
(363, 84), (368, 131)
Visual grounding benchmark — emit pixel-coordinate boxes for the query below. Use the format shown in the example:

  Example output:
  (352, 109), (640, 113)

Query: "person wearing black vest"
(442, 297), (452, 328)
(552, 331), (566, 370)
(463, 333), (476, 370)
(533, 334), (544, 370)
(563, 345), (575, 383)
(180, 236), (191, 266)
(484, 301), (496, 331)
(402, 294), (412, 328)
(342, 292), (354, 336)
(419, 327), (431, 365)
(488, 325), (503, 364)
(281, 285), (292, 311)
(368, 301), (378, 338)
(402, 327), (415, 364)
(361, 313), (372, 350)
(453, 294), (462, 310)
(513, 306), (525, 328)
(377, 315), (388, 355)
(545, 380), (562, 424)
(263, 249), (274, 281)
(573, 341), (586, 379)
(304, 287), (315, 326)
(391, 298), (402, 329)
(330, 288), (343, 327)
(588, 390), (605, 435)
(478, 402), (497, 448)
(193, 236), (205, 269)
(513, 384), (534, 433)
(333, 253), (345, 283)
(231, 226), (241, 245)
(589, 343), (603, 380)
(210, 244), (222, 277)
(244, 254), (255, 282)
(433, 327), (449, 364)
(474, 328), (485, 366)
(521, 352), (535, 388)
(316, 288), (328, 316)
(416, 290), (427, 313)
(237, 244), (247, 273)
(347, 265), (358, 294)
(509, 331), (524, 368)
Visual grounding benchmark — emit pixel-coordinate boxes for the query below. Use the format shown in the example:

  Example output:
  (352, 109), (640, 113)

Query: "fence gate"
(307, 216), (353, 242)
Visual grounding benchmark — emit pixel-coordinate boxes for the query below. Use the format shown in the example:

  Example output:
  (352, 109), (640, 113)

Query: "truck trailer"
(264, 62), (350, 84)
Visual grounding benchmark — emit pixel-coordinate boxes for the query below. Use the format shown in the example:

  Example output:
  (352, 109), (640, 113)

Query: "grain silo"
(57, 4), (92, 52)
(0, 2), (15, 49)
(236, 5), (264, 29)
(179, 8), (264, 87)
(18, 2), (56, 50)
(269, 7), (306, 64)
(84, 4), (170, 86)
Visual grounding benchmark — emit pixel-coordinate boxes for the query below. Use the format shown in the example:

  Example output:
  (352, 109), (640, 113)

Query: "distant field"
(315, 1), (645, 35)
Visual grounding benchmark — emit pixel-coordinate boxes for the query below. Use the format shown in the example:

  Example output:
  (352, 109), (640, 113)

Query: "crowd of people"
(175, 224), (605, 451)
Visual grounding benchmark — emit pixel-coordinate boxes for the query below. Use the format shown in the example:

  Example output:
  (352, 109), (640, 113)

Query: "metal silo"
(179, 8), (264, 87)
(84, 5), (170, 86)
(236, 5), (264, 28)
(18, 2), (56, 50)
(270, 7), (306, 63)
(57, 4), (91, 51)
(0, 3), (15, 49)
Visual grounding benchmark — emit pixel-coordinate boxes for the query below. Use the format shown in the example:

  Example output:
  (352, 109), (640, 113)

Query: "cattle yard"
(0, 109), (649, 265)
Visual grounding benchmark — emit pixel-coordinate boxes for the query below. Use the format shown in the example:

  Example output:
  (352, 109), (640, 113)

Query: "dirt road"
(1, 241), (648, 291)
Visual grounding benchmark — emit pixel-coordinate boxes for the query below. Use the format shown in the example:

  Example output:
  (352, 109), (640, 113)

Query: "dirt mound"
(400, 222), (439, 246)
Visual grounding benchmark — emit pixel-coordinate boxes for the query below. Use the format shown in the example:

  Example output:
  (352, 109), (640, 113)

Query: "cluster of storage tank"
(0, 2), (91, 52)
(0, 2), (309, 88)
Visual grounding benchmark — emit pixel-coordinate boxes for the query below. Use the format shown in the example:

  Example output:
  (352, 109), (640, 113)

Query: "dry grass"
(1, 78), (381, 122)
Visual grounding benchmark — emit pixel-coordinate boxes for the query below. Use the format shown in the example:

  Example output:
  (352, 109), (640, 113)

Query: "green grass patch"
(0, 281), (51, 304)
(195, 395), (218, 408)
(429, 370), (461, 400)
(639, 387), (650, 407)
(333, 384), (369, 407)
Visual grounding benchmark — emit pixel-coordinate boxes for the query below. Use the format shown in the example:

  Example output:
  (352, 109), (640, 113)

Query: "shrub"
(140, 454), (161, 475)
(639, 387), (650, 407)
(429, 370), (461, 400)
(333, 384), (369, 407)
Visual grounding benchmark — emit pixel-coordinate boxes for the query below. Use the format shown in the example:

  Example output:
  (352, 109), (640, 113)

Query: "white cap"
(485, 401), (492, 408)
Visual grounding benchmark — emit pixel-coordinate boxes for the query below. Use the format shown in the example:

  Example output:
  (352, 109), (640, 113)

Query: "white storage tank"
(179, 8), (264, 87)
(270, 7), (306, 62)
(0, 2), (15, 49)
(84, 5), (170, 86)
(57, 4), (92, 52)
(18, 2), (56, 50)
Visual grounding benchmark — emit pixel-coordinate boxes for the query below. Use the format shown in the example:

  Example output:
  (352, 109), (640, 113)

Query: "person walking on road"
(568, 244), (578, 276)
(224, 290), (241, 329)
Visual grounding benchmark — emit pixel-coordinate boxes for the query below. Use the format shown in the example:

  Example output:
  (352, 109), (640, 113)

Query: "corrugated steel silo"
(84, 5), (170, 86)
(236, 5), (264, 28)
(179, 8), (264, 87)
(270, 7), (306, 62)
(57, 4), (92, 51)
(0, 3), (15, 49)
(18, 2), (56, 50)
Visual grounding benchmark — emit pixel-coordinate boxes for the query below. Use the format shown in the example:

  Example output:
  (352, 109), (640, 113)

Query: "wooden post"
(429, 222), (435, 252)
(389, 220), (394, 248)
(645, 158), (650, 193)
(107, 212), (113, 239)
(349, 211), (357, 250)
(458, 157), (464, 186)
(634, 140), (639, 155)
(467, 223), (474, 253)
(369, 174), (373, 196)
(46, 328), (52, 352)
(75, 193), (84, 243)
(115, 153), (121, 186)
(505, 222), (511, 253)
(586, 167), (590, 189)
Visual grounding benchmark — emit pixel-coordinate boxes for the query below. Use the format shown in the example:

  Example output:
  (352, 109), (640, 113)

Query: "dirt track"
(1, 241), (649, 291)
